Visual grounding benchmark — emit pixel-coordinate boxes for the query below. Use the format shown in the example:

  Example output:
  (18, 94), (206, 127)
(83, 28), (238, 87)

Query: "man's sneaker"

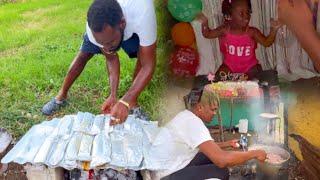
(41, 98), (68, 116)
(130, 107), (151, 121)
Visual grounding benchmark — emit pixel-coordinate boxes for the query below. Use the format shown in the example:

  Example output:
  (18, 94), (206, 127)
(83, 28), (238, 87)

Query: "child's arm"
(197, 13), (225, 39)
(251, 19), (282, 47)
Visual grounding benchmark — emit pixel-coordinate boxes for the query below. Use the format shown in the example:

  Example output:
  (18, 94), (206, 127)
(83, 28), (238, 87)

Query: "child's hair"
(222, 0), (252, 18)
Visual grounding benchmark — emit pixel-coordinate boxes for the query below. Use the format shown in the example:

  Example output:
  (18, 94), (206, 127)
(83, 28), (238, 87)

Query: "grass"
(0, 0), (173, 138)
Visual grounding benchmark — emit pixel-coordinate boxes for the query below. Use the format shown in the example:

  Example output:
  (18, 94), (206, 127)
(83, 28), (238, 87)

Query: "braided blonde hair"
(186, 90), (220, 109)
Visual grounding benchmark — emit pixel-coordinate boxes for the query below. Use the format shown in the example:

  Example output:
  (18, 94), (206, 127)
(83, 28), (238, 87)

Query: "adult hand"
(227, 139), (240, 148)
(196, 12), (208, 24)
(270, 18), (282, 30)
(278, 0), (313, 28)
(254, 150), (267, 162)
(278, 0), (320, 72)
(109, 101), (130, 126)
(101, 95), (117, 114)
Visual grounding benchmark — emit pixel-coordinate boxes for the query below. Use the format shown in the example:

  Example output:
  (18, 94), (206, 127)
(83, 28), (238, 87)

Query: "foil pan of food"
(1, 112), (159, 170)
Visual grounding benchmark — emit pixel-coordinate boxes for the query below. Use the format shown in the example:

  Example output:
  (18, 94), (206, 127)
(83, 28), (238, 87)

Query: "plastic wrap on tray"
(139, 120), (159, 169)
(109, 131), (126, 167)
(72, 112), (83, 131)
(1, 119), (58, 164)
(50, 116), (75, 166)
(1, 129), (41, 164)
(2, 112), (165, 171)
(20, 138), (46, 164)
(33, 136), (55, 164)
(73, 112), (94, 132)
(124, 117), (144, 168)
(65, 132), (82, 161)
(90, 131), (111, 168)
(18, 130), (50, 164)
(42, 137), (59, 166)
(80, 112), (94, 133)
(47, 137), (70, 167)
(34, 117), (74, 164)
(50, 118), (62, 136)
(78, 134), (94, 161)
(139, 120), (159, 142)
(124, 134), (144, 169)
(123, 115), (139, 131)
(110, 119), (144, 169)
(104, 115), (111, 133)
(90, 115), (105, 135)
(57, 115), (75, 136)
(59, 160), (78, 170)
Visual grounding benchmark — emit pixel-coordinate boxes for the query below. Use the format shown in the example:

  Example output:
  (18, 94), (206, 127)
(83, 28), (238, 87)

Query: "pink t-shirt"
(220, 32), (258, 73)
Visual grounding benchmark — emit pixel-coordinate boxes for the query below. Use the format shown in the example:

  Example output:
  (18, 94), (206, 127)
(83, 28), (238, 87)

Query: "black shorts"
(80, 33), (140, 58)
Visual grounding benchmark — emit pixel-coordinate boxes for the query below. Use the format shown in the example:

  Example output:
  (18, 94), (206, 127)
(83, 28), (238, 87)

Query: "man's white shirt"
(86, 0), (157, 48)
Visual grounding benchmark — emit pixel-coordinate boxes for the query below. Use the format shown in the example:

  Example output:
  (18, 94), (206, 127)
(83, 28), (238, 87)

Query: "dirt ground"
(0, 145), (27, 180)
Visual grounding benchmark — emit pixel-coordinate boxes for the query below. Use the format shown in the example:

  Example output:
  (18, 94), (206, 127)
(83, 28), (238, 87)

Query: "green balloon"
(168, 0), (203, 22)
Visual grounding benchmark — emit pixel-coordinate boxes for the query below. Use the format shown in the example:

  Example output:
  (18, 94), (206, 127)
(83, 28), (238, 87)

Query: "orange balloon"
(171, 22), (196, 46)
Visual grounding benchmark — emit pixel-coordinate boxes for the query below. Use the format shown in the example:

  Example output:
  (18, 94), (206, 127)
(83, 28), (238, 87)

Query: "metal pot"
(248, 144), (290, 175)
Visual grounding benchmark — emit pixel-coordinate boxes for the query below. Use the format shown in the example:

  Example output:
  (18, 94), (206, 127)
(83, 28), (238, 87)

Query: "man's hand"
(118, 43), (156, 123)
(102, 50), (120, 115)
(278, 0), (313, 28)
(109, 101), (130, 126)
(254, 150), (267, 162)
(101, 95), (117, 114)
(278, 0), (320, 71)
(227, 139), (240, 148)
(217, 139), (239, 149)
